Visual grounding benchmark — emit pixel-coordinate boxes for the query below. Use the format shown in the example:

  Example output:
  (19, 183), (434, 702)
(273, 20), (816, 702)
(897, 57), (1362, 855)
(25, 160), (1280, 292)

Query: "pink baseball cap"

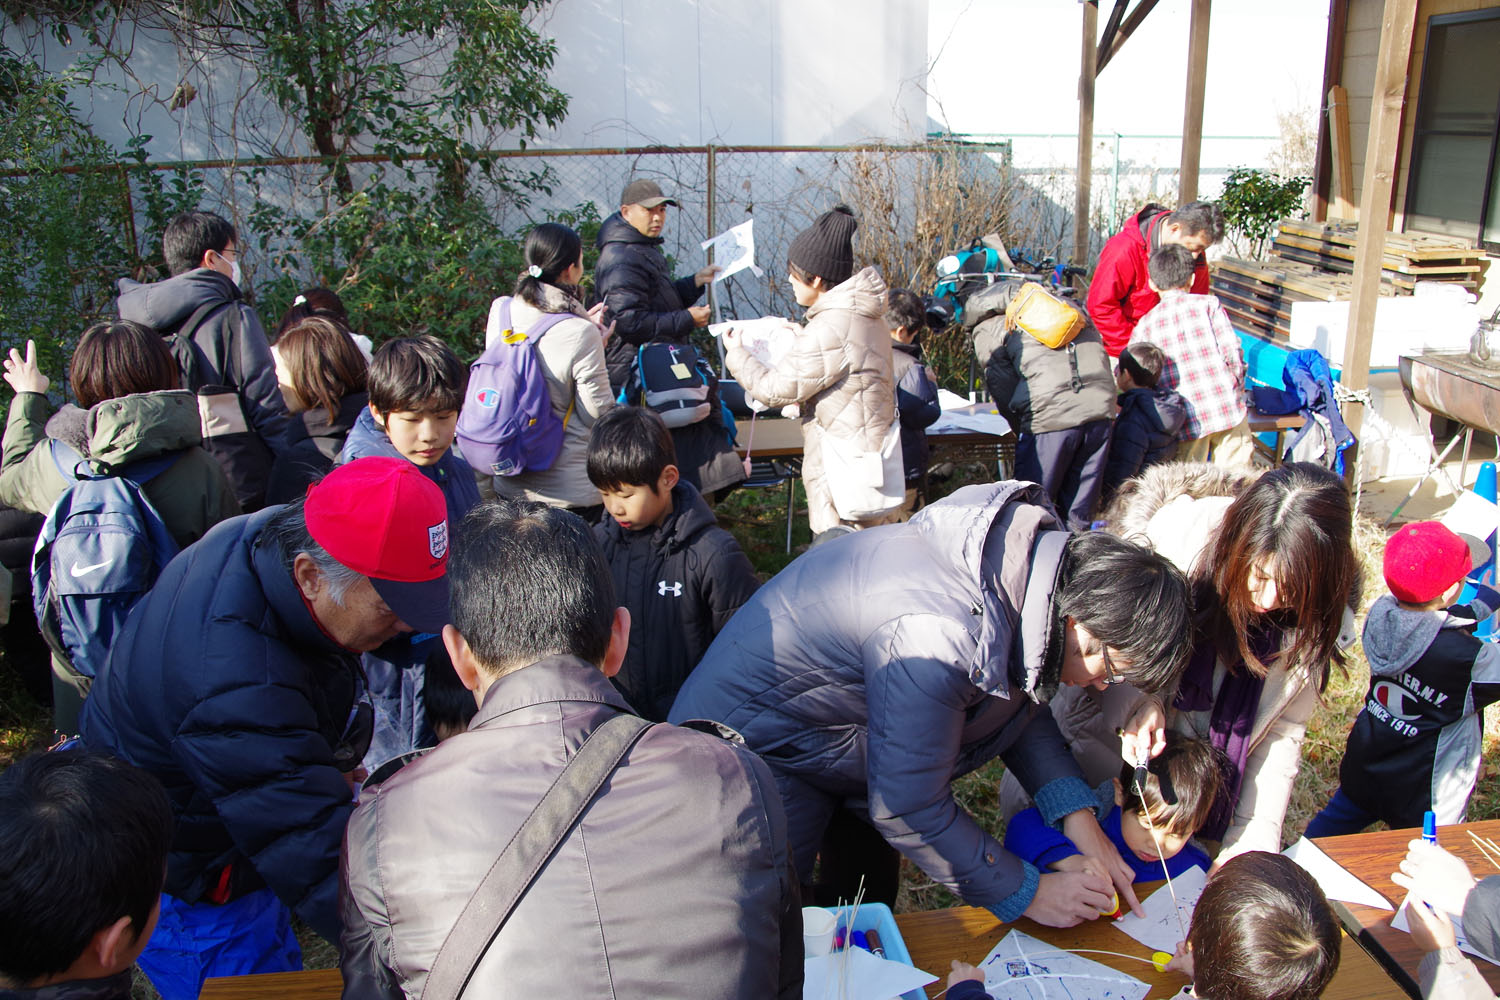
(1383, 521), (1472, 604)
(305, 457), (451, 632)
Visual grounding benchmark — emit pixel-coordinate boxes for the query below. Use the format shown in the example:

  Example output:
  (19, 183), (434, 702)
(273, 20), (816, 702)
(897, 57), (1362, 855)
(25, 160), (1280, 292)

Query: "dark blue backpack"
(30, 440), (179, 680)
(456, 296), (571, 477)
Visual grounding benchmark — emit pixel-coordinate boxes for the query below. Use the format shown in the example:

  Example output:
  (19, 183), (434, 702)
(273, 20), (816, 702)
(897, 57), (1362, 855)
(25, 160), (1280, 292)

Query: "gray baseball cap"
(619, 178), (678, 209)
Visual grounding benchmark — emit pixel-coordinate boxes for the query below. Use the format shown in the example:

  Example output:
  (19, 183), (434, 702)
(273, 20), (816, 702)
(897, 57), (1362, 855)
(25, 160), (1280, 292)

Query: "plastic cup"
(802, 906), (837, 957)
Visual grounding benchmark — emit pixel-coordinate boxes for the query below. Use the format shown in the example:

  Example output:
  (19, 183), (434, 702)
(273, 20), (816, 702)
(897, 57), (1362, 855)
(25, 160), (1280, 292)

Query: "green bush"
(1218, 166), (1310, 260)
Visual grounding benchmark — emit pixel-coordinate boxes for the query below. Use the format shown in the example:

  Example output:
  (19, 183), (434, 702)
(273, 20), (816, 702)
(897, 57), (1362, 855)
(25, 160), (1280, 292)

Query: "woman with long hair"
(266, 315), (369, 503)
(1008, 461), (1358, 864)
(475, 221), (614, 520)
(1, 323), (239, 729)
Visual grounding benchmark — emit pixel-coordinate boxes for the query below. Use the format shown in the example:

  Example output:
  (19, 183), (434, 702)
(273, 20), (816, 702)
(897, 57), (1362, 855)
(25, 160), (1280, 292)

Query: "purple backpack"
(457, 296), (571, 477)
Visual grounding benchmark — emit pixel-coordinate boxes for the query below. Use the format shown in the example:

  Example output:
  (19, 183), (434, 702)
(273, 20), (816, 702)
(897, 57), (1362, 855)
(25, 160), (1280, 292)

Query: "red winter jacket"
(1087, 205), (1210, 356)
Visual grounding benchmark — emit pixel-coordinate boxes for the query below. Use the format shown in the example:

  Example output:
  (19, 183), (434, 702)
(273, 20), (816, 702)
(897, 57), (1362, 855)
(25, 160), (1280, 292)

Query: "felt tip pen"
(1423, 811), (1438, 844)
(866, 929), (885, 957)
(851, 930), (869, 952)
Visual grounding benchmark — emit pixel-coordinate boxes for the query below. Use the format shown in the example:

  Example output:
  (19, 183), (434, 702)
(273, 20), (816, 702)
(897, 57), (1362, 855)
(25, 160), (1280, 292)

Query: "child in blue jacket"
(339, 336), (481, 769)
(1004, 734), (1219, 885)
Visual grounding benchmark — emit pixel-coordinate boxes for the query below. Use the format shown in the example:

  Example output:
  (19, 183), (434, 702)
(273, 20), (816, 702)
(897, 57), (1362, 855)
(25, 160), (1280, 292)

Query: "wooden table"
(200, 895), (1395, 999)
(735, 404), (1014, 461)
(894, 892), (1394, 1000)
(1315, 819), (1500, 999)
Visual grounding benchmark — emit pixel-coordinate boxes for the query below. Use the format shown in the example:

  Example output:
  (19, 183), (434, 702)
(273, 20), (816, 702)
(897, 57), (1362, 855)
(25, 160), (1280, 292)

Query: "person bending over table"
(1013, 462), (1358, 865)
(1394, 839), (1500, 999)
(670, 480), (1192, 926)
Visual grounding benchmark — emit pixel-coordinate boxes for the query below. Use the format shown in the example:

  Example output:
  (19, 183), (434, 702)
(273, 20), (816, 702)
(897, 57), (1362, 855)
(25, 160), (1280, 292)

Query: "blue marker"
(1423, 810), (1438, 844)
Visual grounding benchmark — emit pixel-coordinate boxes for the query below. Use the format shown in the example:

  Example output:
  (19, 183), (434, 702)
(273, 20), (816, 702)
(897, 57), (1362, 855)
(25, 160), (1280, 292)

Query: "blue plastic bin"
(832, 902), (928, 1000)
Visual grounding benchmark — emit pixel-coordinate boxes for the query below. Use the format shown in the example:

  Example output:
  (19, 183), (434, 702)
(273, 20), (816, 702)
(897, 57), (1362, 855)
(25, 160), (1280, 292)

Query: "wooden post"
(1178, 0), (1211, 203)
(1312, 0), (1351, 222)
(1075, 1), (1098, 269)
(1327, 85), (1356, 220)
(1339, 0), (1419, 476)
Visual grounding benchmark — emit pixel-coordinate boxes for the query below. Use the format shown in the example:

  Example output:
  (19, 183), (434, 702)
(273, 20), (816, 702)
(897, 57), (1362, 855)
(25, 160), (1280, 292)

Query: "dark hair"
(367, 335), (466, 415)
(1168, 200), (1225, 244)
(586, 406), (677, 493)
(1119, 342), (1166, 388)
(1200, 462), (1355, 690)
(163, 210), (236, 276)
(1054, 531), (1192, 694)
(423, 642), (477, 738)
(70, 320), (182, 410)
(1116, 734), (1224, 836)
(787, 260), (822, 288)
(1148, 244), (1197, 292)
(1189, 851), (1340, 1000)
(885, 288), (926, 335)
(450, 499), (616, 676)
(0, 750), (172, 982)
(515, 223), (583, 310)
(276, 317), (368, 421)
(275, 287), (351, 341)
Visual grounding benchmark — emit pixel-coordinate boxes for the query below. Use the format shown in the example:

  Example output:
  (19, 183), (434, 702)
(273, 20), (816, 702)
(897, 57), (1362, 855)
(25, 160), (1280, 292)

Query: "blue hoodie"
(338, 408), (481, 768)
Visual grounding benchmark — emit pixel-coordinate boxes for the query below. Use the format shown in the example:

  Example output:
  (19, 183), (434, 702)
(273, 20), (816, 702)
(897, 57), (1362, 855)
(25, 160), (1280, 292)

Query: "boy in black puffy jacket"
(588, 406), (761, 721)
(1100, 342), (1187, 505)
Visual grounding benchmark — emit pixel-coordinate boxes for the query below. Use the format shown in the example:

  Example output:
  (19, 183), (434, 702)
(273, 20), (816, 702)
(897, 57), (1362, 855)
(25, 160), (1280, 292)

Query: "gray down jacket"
(669, 480), (1096, 919)
(968, 281), (1115, 435)
(726, 266), (897, 533)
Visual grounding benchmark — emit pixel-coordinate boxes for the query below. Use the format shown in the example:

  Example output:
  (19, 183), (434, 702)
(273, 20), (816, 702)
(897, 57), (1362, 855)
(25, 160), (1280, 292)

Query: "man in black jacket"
(117, 210), (289, 510)
(595, 180), (745, 496)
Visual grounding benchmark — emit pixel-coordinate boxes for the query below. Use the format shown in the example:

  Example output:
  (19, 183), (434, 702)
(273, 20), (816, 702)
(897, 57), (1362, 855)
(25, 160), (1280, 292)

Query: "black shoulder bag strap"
(419, 712), (654, 1000)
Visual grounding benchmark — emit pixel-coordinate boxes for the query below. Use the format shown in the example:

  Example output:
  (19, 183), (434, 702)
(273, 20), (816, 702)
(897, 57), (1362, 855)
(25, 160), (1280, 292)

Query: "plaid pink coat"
(1130, 290), (1247, 439)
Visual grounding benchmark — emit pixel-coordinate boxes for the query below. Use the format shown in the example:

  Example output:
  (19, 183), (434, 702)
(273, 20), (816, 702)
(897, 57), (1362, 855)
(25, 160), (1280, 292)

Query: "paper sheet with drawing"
(701, 219), (763, 282)
(978, 930), (1150, 1000)
(1114, 865), (1208, 954)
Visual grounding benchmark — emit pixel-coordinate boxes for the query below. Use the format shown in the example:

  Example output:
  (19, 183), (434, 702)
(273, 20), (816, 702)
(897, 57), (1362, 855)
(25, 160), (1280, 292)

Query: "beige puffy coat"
(482, 284), (615, 509)
(726, 266), (896, 533)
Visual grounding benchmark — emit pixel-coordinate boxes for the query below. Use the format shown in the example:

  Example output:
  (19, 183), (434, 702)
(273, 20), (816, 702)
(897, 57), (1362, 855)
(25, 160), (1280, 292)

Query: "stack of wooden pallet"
(1271, 219), (1482, 292)
(1209, 257), (1379, 341)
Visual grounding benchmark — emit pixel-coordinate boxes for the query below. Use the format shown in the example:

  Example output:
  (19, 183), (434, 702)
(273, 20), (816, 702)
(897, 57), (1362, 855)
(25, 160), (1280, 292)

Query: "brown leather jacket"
(339, 655), (802, 999)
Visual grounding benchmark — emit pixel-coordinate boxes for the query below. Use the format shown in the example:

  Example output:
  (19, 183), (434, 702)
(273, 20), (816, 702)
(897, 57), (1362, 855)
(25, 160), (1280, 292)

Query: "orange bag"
(1005, 281), (1086, 349)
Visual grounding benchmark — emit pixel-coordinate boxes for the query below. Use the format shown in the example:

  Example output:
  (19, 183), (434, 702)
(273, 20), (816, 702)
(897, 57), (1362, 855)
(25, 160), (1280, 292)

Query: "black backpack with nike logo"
(30, 440), (180, 684)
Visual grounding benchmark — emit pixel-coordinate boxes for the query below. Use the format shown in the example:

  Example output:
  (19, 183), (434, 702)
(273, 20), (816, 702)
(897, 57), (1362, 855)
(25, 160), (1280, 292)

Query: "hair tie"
(527, 264), (543, 278)
(293, 294), (307, 306)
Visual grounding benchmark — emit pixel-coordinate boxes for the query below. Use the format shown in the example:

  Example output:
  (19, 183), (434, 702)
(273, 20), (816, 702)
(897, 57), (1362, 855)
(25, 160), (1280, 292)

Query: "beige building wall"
(1338, 0), (1497, 310)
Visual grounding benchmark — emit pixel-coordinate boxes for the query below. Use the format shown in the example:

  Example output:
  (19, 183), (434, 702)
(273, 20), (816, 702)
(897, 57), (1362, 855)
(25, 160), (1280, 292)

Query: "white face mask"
(230, 260), (242, 288)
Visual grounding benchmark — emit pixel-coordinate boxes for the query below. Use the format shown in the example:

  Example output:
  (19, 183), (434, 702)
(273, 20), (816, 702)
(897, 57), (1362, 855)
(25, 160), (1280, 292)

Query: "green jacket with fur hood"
(0, 389), (240, 548)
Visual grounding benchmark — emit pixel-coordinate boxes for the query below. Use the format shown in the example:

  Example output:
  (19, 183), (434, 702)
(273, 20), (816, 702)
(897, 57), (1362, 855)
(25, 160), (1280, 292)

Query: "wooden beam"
(1097, 0), (1161, 74)
(1312, 0), (1351, 221)
(1097, 0), (1129, 71)
(1178, 0), (1211, 203)
(1340, 0), (1419, 478)
(1327, 84), (1356, 219)
(1075, 1), (1098, 268)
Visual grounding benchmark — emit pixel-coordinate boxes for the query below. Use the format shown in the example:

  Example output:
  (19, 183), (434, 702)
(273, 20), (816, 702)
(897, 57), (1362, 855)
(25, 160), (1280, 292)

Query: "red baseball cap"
(305, 457), (451, 633)
(1384, 521), (1472, 604)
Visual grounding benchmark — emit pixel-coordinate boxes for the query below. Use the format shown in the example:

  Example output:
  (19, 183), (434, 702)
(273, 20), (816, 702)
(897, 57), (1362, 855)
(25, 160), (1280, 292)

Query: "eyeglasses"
(215, 247), (241, 261)
(1100, 645), (1125, 686)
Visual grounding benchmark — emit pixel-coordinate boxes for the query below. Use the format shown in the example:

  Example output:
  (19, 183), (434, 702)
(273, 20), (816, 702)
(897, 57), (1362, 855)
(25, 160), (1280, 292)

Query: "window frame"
(1402, 7), (1500, 254)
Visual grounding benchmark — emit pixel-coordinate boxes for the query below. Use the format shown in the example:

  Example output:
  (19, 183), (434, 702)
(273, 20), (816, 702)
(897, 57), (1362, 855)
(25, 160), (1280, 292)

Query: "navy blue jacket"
(1101, 387), (1187, 503)
(338, 411), (479, 768)
(893, 340), (941, 483)
(80, 509), (361, 942)
(594, 480), (760, 721)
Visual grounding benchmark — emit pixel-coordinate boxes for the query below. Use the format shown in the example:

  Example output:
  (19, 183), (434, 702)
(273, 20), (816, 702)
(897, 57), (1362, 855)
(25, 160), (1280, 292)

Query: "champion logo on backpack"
(658, 580), (683, 597)
(474, 388), (501, 409)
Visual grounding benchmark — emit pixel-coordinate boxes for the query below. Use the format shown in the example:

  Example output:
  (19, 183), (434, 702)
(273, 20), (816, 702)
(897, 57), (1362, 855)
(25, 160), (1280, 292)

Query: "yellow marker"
(1151, 951), (1173, 972)
(1099, 891), (1122, 918)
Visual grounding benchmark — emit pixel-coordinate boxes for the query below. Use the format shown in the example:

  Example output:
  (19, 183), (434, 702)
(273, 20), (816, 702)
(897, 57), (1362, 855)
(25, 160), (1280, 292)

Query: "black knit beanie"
(788, 204), (858, 286)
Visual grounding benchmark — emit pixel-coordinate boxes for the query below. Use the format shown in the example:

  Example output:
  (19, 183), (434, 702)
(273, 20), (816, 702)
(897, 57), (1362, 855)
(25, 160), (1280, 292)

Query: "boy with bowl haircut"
(339, 335), (481, 770)
(1004, 734), (1220, 884)
(587, 405), (760, 721)
(0, 750), (172, 999)
(1307, 521), (1500, 837)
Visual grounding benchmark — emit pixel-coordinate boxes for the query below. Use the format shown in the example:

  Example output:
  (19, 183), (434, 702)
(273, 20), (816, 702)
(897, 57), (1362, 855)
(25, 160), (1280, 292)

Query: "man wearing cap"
(595, 178), (744, 496)
(80, 457), (450, 999)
